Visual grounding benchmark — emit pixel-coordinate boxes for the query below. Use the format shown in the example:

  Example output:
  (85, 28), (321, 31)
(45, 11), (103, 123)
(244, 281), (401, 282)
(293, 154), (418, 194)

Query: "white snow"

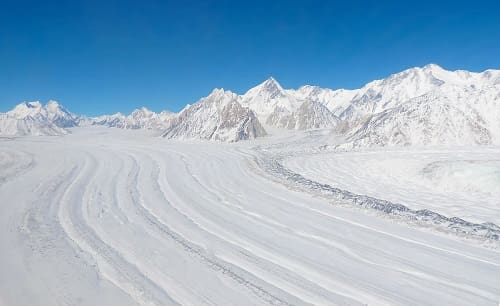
(162, 89), (266, 142)
(267, 100), (342, 131)
(241, 77), (302, 119)
(2, 64), (500, 305)
(0, 101), (80, 136)
(90, 107), (175, 131)
(287, 85), (357, 116)
(339, 65), (500, 147)
(285, 146), (500, 224)
(240, 78), (345, 131)
(0, 127), (499, 306)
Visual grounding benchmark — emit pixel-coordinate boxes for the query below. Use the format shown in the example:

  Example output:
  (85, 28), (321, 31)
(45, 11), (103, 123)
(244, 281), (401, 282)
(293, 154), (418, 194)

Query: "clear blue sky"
(1, 0), (499, 115)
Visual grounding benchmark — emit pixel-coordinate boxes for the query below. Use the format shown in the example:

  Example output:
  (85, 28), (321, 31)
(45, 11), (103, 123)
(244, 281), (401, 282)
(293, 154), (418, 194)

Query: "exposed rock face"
(267, 100), (342, 130)
(162, 89), (266, 142)
(345, 91), (493, 148)
(288, 85), (356, 116)
(3, 64), (499, 145)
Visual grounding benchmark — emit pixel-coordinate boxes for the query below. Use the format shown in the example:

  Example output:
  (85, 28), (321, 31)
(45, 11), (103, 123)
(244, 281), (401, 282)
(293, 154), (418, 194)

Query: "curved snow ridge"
(3, 129), (500, 305)
(55, 151), (179, 306)
(147, 151), (373, 305)
(48, 144), (305, 305)
(122, 150), (294, 306)
(253, 149), (500, 242)
(131, 147), (377, 305)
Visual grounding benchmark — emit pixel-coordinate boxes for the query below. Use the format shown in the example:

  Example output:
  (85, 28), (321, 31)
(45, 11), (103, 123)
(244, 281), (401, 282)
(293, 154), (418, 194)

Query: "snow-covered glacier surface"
(284, 147), (500, 225)
(1, 127), (500, 306)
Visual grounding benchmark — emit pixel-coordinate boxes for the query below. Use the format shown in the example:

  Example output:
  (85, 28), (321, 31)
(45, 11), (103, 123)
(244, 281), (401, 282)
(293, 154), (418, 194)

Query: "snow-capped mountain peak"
(7, 100), (77, 126)
(338, 65), (500, 148)
(204, 88), (239, 107)
(289, 85), (357, 116)
(242, 77), (286, 103)
(46, 99), (61, 107)
(162, 88), (266, 142)
(91, 106), (176, 131)
(422, 63), (444, 71)
(267, 99), (342, 130)
(259, 77), (284, 95)
(2, 64), (499, 144)
(241, 77), (301, 120)
(43, 100), (79, 127)
(338, 64), (489, 124)
(0, 101), (79, 136)
(10, 101), (43, 118)
(130, 107), (154, 118)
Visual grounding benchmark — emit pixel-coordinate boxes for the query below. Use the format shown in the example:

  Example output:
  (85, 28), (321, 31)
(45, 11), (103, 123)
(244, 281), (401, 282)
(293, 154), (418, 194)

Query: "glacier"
(1, 64), (500, 305)
(0, 128), (499, 305)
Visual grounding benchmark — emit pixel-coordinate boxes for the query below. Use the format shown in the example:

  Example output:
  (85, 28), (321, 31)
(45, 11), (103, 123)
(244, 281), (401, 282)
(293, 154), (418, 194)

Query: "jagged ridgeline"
(1, 64), (499, 145)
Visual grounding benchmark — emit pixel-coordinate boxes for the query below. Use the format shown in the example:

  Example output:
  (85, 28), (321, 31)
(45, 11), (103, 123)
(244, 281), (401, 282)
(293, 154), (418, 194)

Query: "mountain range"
(1, 64), (499, 146)
(0, 101), (75, 136)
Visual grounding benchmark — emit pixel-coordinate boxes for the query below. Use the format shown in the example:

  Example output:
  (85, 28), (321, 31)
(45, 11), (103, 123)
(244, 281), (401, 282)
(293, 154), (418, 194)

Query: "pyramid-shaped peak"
(265, 76), (278, 83)
(260, 77), (283, 91)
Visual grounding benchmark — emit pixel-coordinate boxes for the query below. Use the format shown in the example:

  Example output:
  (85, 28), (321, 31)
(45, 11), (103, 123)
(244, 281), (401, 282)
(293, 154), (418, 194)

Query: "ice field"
(0, 127), (499, 305)
(285, 147), (500, 224)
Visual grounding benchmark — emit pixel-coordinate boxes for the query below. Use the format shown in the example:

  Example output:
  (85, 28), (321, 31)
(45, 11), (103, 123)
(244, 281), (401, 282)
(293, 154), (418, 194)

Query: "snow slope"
(241, 78), (344, 130)
(162, 89), (266, 142)
(340, 64), (491, 123)
(345, 89), (493, 148)
(239, 65), (500, 143)
(0, 128), (499, 306)
(241, 77), (301, 120)
(336, 65), (500, 147)
(285, 146), (500, 225)
(288, 85), (357, 116)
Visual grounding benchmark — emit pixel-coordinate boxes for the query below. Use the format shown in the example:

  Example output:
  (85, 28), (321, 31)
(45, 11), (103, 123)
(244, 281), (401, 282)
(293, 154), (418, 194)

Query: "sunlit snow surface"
(1, 127), (499, 306)
(285, 148), (500, 224)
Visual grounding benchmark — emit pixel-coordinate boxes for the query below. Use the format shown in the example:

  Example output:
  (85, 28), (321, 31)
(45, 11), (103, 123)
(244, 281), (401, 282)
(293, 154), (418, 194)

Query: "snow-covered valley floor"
(1, 127), (499, 306)
(284, 147), (500, 225)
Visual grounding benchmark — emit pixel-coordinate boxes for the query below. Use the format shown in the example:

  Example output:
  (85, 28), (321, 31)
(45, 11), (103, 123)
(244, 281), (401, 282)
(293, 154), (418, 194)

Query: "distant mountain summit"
(162, 89), (266, 142)
(345, 91), (493, 148)
(2, 64), (499, 144)
(241, 77), (341, 130)
(267, 100), (341, 130)
(289, 85), (356, 116)
(90, 107), (175, 131)
(340, 64), (500, 147)
(241, 77), (300, 119)
(0, 101), (78, 136)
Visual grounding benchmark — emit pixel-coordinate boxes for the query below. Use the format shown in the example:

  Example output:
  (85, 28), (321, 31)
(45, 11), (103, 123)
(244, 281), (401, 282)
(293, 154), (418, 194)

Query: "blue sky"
(1, 0), (499, 115)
